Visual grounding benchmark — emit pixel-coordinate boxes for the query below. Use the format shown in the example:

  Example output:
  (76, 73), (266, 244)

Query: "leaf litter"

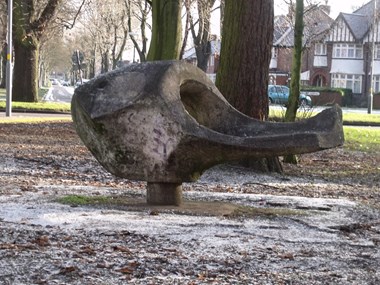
(0, 121), (379, 284)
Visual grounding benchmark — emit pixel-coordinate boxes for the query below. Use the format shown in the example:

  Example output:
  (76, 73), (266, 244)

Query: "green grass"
(0, 117), (72, 124)
(57, 195), (127, 206)
(0, 88), (5, 100)
(342, 113), (380, 125)
(0, 101), (70, 113)
(343, 126), (380, 153)
(269, 108), (380, 125)
(0, 87), (50, 102)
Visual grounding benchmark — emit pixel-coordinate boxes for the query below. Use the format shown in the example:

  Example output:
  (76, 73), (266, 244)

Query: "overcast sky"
(274, 0), (369, 19)
(209, 0), (370, 36)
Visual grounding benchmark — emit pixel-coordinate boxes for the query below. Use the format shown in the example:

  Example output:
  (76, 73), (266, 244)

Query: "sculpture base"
(146, 182), (183, 206)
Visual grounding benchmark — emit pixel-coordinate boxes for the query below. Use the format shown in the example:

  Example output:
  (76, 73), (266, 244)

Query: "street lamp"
(368, 0), (377, 115)
(6, 0), (13, 117)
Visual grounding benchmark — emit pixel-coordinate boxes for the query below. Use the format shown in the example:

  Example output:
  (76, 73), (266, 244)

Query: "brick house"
(324, 0), (378, 106)
(270, 5), (333, 87)
(272, 0), (380, 107)
(182, 38), (221, 82)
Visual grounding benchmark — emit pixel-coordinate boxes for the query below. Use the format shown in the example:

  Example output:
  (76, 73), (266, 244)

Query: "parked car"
(49, 78), (60, 86)
(268, 85), (312, 107)
(60, 80), (70, 86)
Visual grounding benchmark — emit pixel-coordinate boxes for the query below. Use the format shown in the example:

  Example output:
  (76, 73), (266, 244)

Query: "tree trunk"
(216, 0), (272, 120)
(101, 52), (110, 74)
(145, 0), (183, 204)
(147, 0), (182, 60)
(284, 0), (304, 165)
(216, 0), (282, 173)
(12, 41), (39, 102)
(188, 0), (215, 72)
(0, 44), (6, 88)
(285, 0), (303, 123)
(195, 42), (211, 72)
(11, 0), (62, 102)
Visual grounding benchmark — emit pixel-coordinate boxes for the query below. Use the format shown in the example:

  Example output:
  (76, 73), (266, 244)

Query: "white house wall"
(330, 59), (365, 75)
(372, 61), (380, 74)
(313, 56), (328, 67)
(328, 18), (356, 42)
(364, 20), (380, 43)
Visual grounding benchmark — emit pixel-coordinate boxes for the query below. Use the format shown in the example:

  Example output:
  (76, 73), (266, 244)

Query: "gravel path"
(0, 121), (380, 284)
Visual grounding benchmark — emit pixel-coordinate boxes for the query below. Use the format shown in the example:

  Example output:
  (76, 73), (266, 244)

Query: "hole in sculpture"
(180, 80), (229, 132)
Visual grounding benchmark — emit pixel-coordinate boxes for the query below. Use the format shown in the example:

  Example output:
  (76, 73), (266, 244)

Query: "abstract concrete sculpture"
(71, 61), (344, 205)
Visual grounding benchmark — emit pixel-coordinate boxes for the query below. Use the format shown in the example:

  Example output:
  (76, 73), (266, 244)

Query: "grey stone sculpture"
(71, 61), (344, 205)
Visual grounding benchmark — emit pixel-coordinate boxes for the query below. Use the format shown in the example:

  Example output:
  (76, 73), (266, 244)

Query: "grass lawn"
(0, 88), (5, 100)
(0, 101), (71, 113)
(269, 107), (380, 126)
(344, 126), (380, 153)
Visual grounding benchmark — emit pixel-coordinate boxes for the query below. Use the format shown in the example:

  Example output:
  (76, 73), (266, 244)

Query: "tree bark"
(147, 0), (182, 60)
(13, 40), (39, 102)
(188, 0), (215, 72)
(0, 44), (6, 88)
(216, 0), (282, 173)
(216, 0), (272, 120)
(285, 0), (303, 123)
(12, 0), (62, 102)
(145, 0), (183, 204)
(284, 0), (304, 164)
(195, 42), (211, 72)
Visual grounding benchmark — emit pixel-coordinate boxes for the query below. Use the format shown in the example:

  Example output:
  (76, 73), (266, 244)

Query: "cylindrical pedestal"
(146, 182), (183, 206)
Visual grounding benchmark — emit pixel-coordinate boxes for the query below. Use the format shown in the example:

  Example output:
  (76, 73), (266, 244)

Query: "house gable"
(327, 14), (368, 42)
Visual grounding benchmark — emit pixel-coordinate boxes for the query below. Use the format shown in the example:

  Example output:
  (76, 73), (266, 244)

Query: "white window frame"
(333, 44), (363, 59)
(375, 45), (380, 59)
(372, 75), (380, 93)
(314, 43), (327, 55)
(331, 73), (362, 93)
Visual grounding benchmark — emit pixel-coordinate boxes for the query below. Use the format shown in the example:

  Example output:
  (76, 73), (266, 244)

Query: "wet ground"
(0, 121), (379, 284)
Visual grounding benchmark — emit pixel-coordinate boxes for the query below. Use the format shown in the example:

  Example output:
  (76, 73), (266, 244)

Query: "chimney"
(320, 5), (331, 15)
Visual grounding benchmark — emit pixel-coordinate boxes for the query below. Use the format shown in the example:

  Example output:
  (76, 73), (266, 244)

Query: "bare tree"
(216, 0), (281, 172)
(147, 0), (182, 60)
(184, 0), (217, 71)
(0, 2), (7, 88)
(11, 0), (86, 102)
(81, 0), (130, 73)
(125, 0), (151, 62)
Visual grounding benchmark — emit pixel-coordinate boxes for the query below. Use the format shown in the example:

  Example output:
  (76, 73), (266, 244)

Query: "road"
(270, 104), (380, 115)
(42, 85), (75, 103)
(44, 85), (380, 115)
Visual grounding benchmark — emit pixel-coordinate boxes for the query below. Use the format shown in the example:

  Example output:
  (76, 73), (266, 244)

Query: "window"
(333, 44), (363, 59)
(372, 75), (380, 93)
(272, 47), (278, 59)
(375, 45), (380, 59)
(315, 43), (327, 55)
(331, 74), (362, 93)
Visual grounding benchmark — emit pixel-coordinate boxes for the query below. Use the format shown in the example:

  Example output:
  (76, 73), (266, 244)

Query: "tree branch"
(57, 0), (87, 30)
(31, 0), (62, 38)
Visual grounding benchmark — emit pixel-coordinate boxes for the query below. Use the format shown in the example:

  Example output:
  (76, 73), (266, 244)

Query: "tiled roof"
(329, 0), (379, 41)
(353, 0), (378, 17)
(273, 6), (333, 47)
(341, 13), (370, 40)
(182, 40), (221, 59)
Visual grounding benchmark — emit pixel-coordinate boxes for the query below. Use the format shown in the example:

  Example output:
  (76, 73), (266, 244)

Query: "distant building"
(272, 0), (380, 106)
(270, 4), (333, 87)
(324, 0), (378, 106)
(182, 38), (221, 82)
